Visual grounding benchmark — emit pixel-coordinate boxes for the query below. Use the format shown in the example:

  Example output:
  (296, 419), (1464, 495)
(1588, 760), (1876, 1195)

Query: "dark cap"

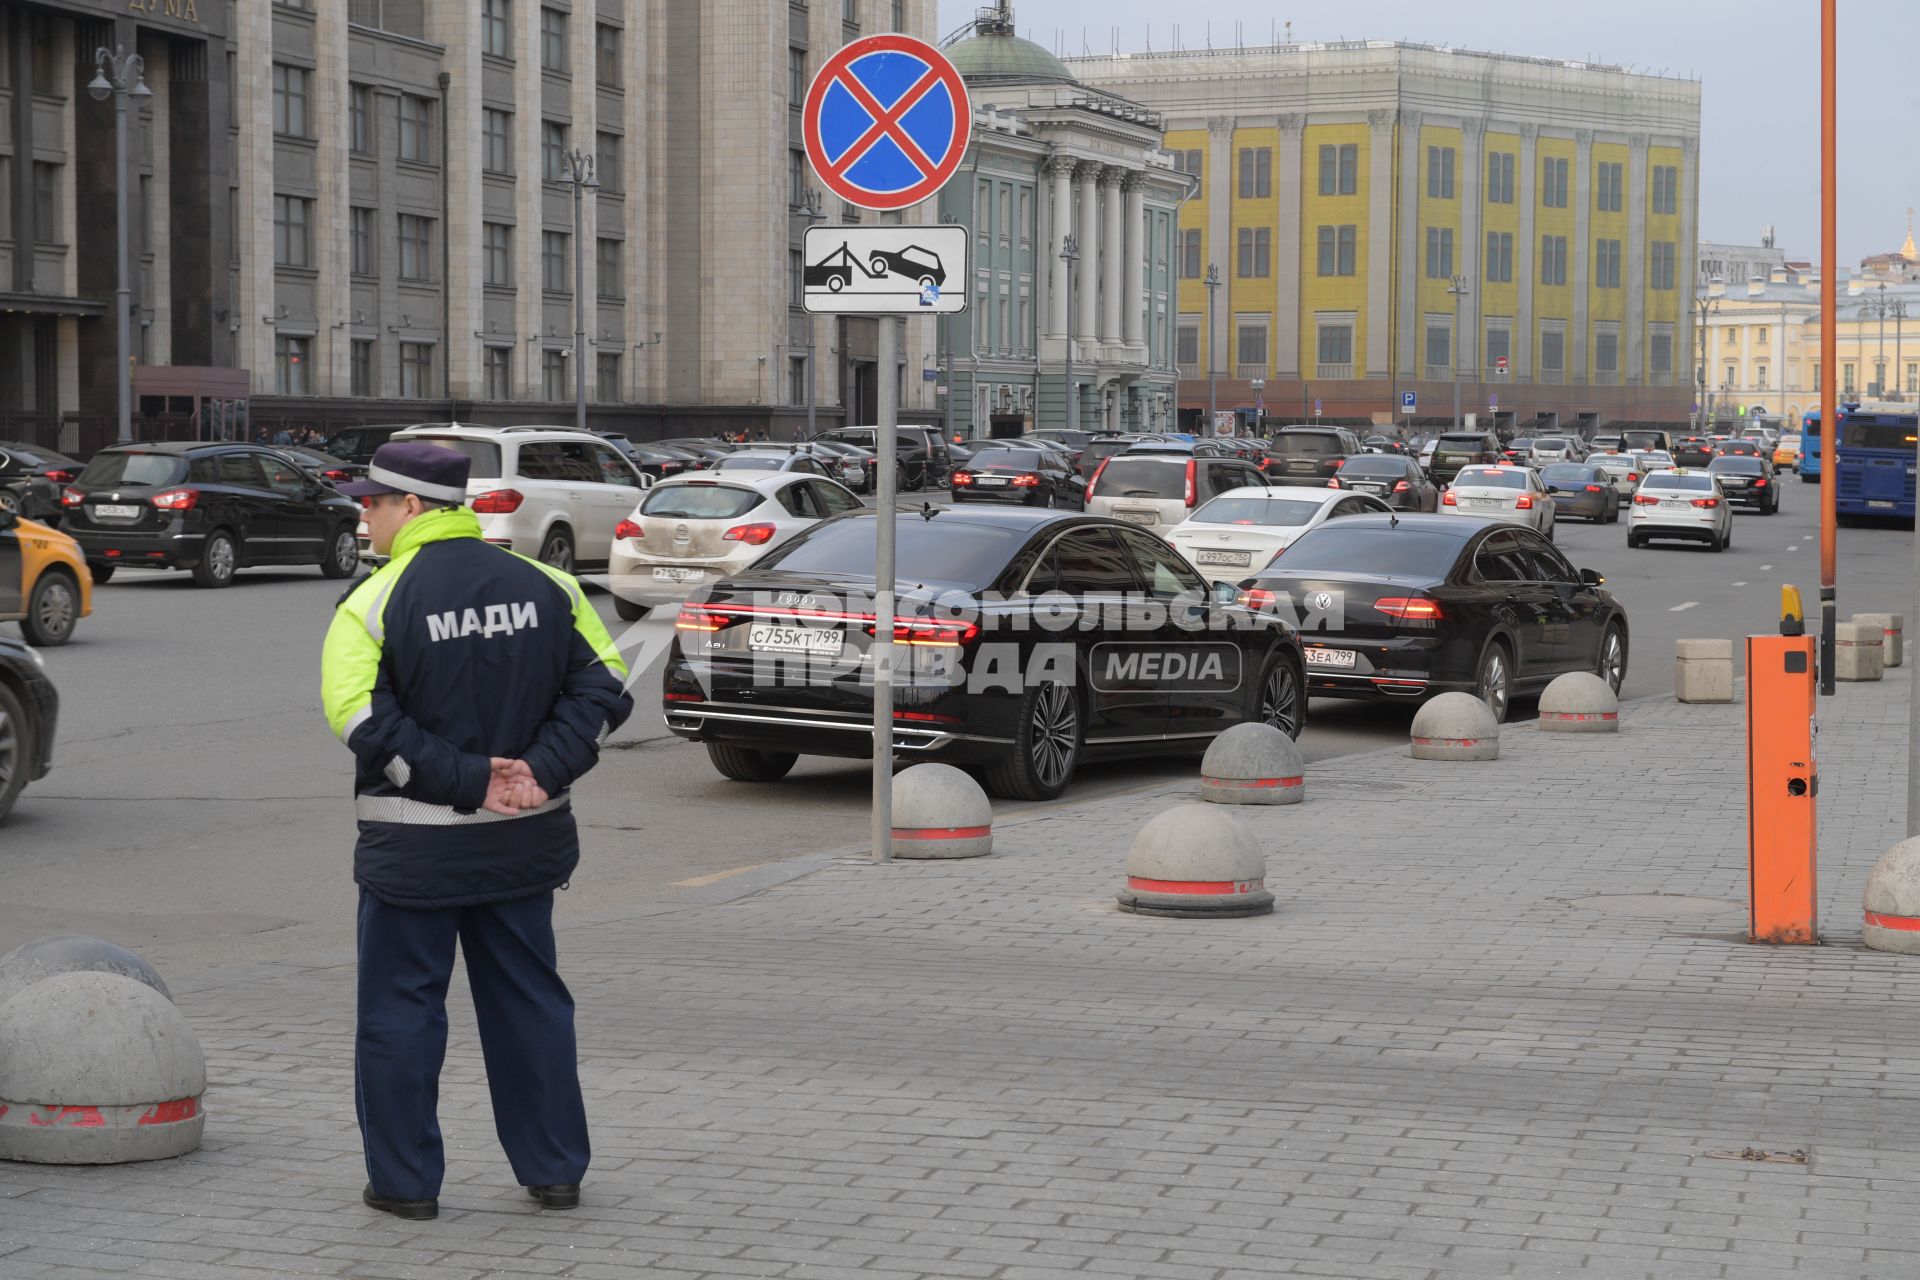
(338, 441), (472, 504)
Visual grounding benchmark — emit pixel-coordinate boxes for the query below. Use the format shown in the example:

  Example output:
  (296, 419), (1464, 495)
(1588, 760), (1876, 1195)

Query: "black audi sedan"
(1330, 454), (1439, 512)
(663, 506), (1307, 800)
(951, 447), (1081, 508)
(58, 442), (363, 587)
(0, 632), (58, 821)
(1240, 514), (1627, 722)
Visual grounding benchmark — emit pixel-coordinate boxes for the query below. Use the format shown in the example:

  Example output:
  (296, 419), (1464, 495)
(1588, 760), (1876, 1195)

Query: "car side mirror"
(1580, 568), (1605, 587)
(1211, 580), (1240, 607)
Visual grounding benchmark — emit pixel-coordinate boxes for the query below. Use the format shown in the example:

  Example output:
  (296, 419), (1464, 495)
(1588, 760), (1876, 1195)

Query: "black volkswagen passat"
(1239, 513), (1628, 723)
(662, 506), (1306, 800)
(951, 447), (1079, 508)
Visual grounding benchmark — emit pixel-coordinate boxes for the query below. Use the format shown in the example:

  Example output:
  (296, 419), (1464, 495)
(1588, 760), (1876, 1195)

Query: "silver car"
(1440, 464), (1557, 538)
(1538, 463), (1618, 524)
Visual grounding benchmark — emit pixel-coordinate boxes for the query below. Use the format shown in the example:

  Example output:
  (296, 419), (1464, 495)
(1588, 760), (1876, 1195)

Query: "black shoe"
(526, 1182), (581, 1210)
(364, 1184), (438, 1220)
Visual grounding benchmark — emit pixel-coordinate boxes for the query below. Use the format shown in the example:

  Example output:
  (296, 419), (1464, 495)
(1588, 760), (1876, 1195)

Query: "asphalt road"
(2, 474), (1906, 974)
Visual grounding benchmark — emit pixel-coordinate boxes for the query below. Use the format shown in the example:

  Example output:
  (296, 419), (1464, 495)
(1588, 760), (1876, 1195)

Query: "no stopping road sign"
(803, 34), (971, 212)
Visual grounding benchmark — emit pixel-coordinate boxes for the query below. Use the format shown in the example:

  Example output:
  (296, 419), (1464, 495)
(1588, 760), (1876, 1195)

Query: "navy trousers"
(355, 889), (589, 1200)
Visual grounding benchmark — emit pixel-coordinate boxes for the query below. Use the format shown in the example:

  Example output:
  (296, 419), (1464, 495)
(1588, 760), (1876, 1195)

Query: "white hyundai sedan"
(1165, 486), (1392, 584)
(1627, 469), (1733, 552)
(607, 471), (865, 619)
(1438, 465), (1556, 537)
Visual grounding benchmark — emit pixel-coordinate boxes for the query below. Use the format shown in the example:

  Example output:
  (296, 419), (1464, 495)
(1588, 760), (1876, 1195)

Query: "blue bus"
(1800, 409), (1824, 482)
(1834, 405), (1918, 521)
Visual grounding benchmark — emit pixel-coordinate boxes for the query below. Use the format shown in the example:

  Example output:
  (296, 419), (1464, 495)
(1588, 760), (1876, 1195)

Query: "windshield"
(1842, 419), (1919, 450)
(1540, 465), (1596, 484)
(1455, 468), (1527, 489)
(1339, 457), (1410, 477)
(1621, 431), (1667, 450)
(1094, 458), (1186, 499)
(1266, 528), (1463, 578)
(1708, 457), (1764, 476)
(717, 454), (790, 470)
(1190, 495), (1327, 526)
(399, 437), (501, 480)
(1436, 435), (1491, 452)
(1645, 474), (1714, 492)
(1534, 438), (1572, 450)
(967, 450), (1040, 469)
(1272, 433), (1344, 457)
(755, 515), (1017, 589)
(640, 484), (764, 519)
(77, 452), (189, 488)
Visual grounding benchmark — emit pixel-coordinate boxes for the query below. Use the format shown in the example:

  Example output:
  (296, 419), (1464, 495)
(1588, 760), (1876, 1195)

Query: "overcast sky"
(937, 1), (1908, 267)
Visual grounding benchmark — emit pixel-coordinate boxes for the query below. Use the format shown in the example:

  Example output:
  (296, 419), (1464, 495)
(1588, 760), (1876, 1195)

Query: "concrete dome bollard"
(0, 934), (173, 1013)
(1116, 804), (1273, 919)
(0, 972), (206, 1163)
(1853, 613), (1903, 668)
(1864, 837), (1920, 955)
(1835, 621), (1885, 682)
(1410, 692), (1500, 761)
(1537, 672), (1621, 733)
(890, 763), (992, 858)
(1199, 723), (1306, 805)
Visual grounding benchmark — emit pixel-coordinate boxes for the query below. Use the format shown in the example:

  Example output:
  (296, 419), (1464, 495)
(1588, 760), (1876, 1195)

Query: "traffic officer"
(320, 442), (633, 1221)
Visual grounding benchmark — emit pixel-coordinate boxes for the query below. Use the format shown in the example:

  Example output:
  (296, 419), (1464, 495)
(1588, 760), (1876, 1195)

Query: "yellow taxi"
(1774, 433), (1802, 470)
(0, 509), (92, 646)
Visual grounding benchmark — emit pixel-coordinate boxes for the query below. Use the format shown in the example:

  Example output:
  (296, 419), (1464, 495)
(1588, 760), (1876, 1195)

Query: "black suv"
(812, 425), (950, 490)
(0, 631), (58, 821)
(321, 424), (411, 468)
(0, 442), (82, 523)
(1427, 431), (1504, 484)
(1266, 427), (1365, 486)
(60, 442), (363, 587)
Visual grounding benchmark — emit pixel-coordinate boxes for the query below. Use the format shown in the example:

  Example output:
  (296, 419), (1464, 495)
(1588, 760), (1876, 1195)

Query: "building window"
(398, 214), (433, 281)
(1813, 364), (1822, 392)
(1650, 241), (1677, 291)
(541, 7), (569, 72)
(843, 0), (858, 24)
(1540, 235), (1568, 286)
(790, 46), (808, 107)
(1170, 148), (1204, 197)
(789, 356), (807, 404)
(1318, 144), (1358, 196)
(483, 222), (512, 287)
(1237, 147), (1271, 199)
(1424, 227), (1454, 279)
(1757, 364), (1769, 390)
(1595, 238), (1622, 289)
(790, 148), (807, 207)
(543, 121), (569, 181)
(482, 0), (511, 57)
(1651, 333), (1673, 374)
(1844, 363), (1856, 393)
(544, 350), (568, 400)
(1541, 156), (1569, 209)
(351, 339), (374, 396)
(1317, 323), (1353, 368)
(542, 231), (569, 292)
(1484, 326), (1510, 372)
(275, 336), (310, 396)
(591, 132), (621, 192)
(350, 207), (374, 276)
(1540, 329), (1565, 373)
(892, 0), (904, 29)
(1487, 152), (1515, 204)
(595, 353), (621, 402)
(1596, 161), (1624, 213)
(1316, 225), (1356, 277)
(1652, 165), (1679, 216)
(1485, 231), (1513, 284)
(349, 84), (371, 154)
(1236, 227), (1270, 279)
(596, 238), (622, 299)
(484, 346), (510, 399)
(1427, 146), (1456, 200)
(31, 164), (56, 245)
(1178, 229), (1202, 280)
(483, 109), (512, 174)
(1426, 324), (1451, 371)
(271, 64), (311, 139)
(1596, 331), (1620, 374)
(1176, 325), (1199, 366)
(596, 23), (623, 87)
(399, 95), (433, 164)
(1236, 324), (1266, 370)
(273, 195), (313, 268)
(400, 343), (432, 398)
(1908, 363), (1917, 394)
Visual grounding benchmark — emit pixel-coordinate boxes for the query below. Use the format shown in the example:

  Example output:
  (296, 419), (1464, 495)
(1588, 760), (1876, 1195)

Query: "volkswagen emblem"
(1311, 591), (1335, 613)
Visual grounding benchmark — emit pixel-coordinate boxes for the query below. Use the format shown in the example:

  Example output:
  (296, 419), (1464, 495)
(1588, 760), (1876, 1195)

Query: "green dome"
(945, 30), (1078, 85)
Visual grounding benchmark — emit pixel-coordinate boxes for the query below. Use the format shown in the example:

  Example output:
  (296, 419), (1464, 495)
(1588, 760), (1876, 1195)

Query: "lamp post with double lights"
(1203, 263), (1221, 436)
(87, 47), (151, 446)
(1060, 234), (1079, 431)
(559, 149), (599, 433)
(1692, 290), (1722, 430)
(1446, 274), (1470, 432)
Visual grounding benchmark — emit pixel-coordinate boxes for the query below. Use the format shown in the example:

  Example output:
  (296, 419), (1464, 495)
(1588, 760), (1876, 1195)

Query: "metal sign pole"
(872, 318), (898, 863)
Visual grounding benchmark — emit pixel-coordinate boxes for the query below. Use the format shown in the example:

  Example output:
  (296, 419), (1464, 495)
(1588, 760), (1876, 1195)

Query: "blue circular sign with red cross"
(803, 34), (971, 213)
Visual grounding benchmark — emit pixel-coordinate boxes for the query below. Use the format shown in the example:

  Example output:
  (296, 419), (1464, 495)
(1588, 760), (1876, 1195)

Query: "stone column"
(1207, 115), (1233, 376)
(1626, 131), (1649, 383)
(1076, 161), (1098, 345)
(1678, 136), (1701, 393)
(513, 0), (544, 398)
(1572, 128), (1593, 382)
(1516, 123), (1537, 382)
(1122, 172), (1146, 348)
(1274, 113), (1305, 378)
(1101, 167), (1124, 344)
(573, 5), (599, 401)
(623, 16), (649, 401)
(1458, 117), (1484, 379)
(312, 4), (352, 396)
(232, 0), (276, 394)
(1397, 111), (1424, 378)
(1046, 153), (1073, 339)
(1365, 109), (1397, 377)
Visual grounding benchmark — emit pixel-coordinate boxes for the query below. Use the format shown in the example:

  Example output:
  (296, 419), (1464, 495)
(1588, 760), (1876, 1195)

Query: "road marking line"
(1761, 564), (1774, 571)
(1733, 581), (1748, 587)
(1671, 602), (1698, 612)
(674, 860), (786, 888)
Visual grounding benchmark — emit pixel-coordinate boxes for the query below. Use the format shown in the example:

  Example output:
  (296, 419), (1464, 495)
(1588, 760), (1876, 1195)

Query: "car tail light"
(615, 519), (643, 541)
(1627, 472), (1639, 482)
(662, 462), (684, 473)
(1515, 494), (1534, 509)
(723, 522), (777, 545)
(1691, 497), (1721, 508)
(1753, 477), (1769, 488)
(674, 605), (730, 632)
(1634, 494), (1661, 505)
(61, 487), (84, 507)
(43, 470), (73, 484)
(1012, 473), (1041, 488)
(1258, 458), (1271, 471)
(1584, 485), (1604, 493)
(1375, 596), (1444, 621)
(1393, 480), (1411, 493)
(1235, 587), (1278, 611)
(1326, 477), (1343, 489)
(952, 470), (974, 486)
(890, 618), (981, 647)
(1441, 490), (1457, 506)
(1085, 458), (1110, 503)
(323, 469), (353, 482)
(471, 488), (525, 513)
(1184, 459), (1197, 507)
(151, 488), (198, 511)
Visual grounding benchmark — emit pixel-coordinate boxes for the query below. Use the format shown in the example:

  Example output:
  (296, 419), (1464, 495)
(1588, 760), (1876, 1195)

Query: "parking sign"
(1401, 391), (1417, 413)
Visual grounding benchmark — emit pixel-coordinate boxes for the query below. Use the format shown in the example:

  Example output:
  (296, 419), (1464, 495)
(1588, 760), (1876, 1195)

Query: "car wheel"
(981, 681), (1082, 801)
(20, 570), (78, 647)
(613, 597), (650, 621)
(1251, 652), (1305, 740)
(320, 525), (359, 579)
(705, 742), (798, 782)
(1627, 531), (1641, 549)
(538, 527), (575, 573)
(1710, 532), (1726, 553)
(1545, 521), (1556, 543)
(87, 563), (115, 584)
(192, 531), (238, 588)
(0, 681), (29, 823)
(1474, 640), (1514, 724)
(1597, 623), (1628, 695)
(0, 490), (16, 514)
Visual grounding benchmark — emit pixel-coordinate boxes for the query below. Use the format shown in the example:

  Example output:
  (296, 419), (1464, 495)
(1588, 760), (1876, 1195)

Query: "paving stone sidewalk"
(3, 670), (1919, 1280)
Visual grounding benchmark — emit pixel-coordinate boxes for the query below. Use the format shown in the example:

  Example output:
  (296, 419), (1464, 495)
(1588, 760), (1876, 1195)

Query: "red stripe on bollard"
(1204, 776), (1304, 790)
(1411, 736), (1483, 747)
(1539, 712), (1619, 722)
(891, 825), (991, 841)
(138, 1098), (200, 1126)
(1864, 909), (1920, 932)
(1125, 876), (1265, 895)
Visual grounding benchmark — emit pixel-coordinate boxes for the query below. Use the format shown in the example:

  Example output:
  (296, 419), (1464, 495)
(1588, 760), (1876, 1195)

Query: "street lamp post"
(801, 190), (828, 438)
(1250, 378), (1264, 436)
(1693, 290), (1722, 430)
(1446, 275), (1470, 432)
(560, 149), (600, 433)
(1878, 282), (1890, 397)
(1203, 263), (1221, 436)
(1060, 234), (1080, 430)
(88, 47), (151, 446)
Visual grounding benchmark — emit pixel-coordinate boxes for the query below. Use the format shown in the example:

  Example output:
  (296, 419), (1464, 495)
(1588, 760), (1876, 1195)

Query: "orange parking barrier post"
(1748, 587), (1818, 944)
